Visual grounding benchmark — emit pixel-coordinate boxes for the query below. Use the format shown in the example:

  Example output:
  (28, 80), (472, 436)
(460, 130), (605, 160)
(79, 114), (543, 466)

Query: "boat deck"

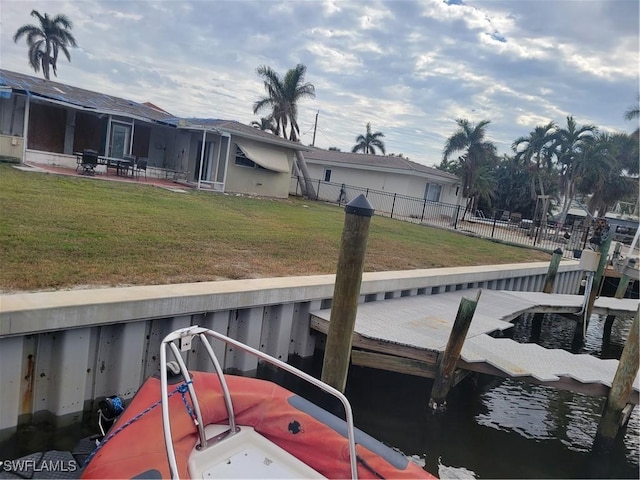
(310, 290), (639, 402)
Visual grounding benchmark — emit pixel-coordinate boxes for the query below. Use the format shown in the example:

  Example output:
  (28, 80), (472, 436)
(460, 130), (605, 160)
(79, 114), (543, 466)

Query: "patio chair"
(121, 154), (136, 176)
(81, 149), (99, 175)
(135, 158), (147, 180)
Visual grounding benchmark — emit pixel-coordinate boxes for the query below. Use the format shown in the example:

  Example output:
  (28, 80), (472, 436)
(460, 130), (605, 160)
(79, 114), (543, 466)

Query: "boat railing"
(159, 325), (359, 480)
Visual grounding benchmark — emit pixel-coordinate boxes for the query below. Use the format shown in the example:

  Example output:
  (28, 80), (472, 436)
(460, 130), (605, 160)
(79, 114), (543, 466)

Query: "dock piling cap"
(345, 194), (375, 217)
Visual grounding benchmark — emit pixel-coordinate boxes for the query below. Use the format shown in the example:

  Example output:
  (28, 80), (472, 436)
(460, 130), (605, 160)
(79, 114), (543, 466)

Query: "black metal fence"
(291, 176), (593, 259)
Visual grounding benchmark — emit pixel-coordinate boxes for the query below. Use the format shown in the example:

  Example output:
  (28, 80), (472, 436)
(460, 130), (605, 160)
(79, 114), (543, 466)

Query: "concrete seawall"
(0, 261), (582, 437)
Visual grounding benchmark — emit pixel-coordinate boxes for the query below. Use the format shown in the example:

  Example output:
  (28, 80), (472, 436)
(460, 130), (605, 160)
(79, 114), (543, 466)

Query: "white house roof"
(303, 148), (459, 183)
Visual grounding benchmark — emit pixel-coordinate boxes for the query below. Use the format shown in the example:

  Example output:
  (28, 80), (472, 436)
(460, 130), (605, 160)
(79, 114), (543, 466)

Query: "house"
(296, 148), (461, 205)
(0, 69), (306, 198)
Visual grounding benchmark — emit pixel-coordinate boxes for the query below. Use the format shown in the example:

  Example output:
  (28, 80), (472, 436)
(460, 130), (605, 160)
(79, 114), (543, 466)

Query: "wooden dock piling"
(321, 194), (374, 392)
(543, 248), (563, 294)
(593, 307), (639, 453)
(428, 291), (480, 412)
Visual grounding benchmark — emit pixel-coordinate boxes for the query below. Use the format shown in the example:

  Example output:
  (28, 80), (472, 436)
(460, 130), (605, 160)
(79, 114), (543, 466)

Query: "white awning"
(236, 142), (291, 173)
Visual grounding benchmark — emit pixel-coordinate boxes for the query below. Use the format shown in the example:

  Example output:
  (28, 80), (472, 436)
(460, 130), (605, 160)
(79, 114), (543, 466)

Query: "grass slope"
(0, 165), (549, 292)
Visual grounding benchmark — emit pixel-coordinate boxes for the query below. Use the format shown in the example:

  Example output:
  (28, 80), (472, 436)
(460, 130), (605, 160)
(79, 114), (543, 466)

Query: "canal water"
(339, 312), (639, 479)
(1, 312), (637, 478)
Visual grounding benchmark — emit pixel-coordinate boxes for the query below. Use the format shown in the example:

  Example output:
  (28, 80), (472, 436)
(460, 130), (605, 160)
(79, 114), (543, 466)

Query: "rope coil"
(82, 380), (194, 469)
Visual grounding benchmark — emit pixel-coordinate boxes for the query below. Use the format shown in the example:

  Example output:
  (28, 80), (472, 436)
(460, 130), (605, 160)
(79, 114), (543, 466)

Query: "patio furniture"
(120, 154), (136, 176)
(135, 158), (147, 180)
(104, 156), (120, 175)
(80, 149), (99, 175)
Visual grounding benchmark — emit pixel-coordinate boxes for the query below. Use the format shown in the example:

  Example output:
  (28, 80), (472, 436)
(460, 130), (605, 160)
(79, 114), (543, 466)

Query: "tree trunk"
(295, 150), (316, 199)
(558, 179), (574, 225)
(42, 56), (51, 80)
(537, 171), (546, 198)
(291, 159), (307, 197)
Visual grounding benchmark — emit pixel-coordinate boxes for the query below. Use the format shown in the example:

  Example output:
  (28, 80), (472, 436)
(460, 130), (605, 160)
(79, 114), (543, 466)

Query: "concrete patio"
(14, 162), (193, 192)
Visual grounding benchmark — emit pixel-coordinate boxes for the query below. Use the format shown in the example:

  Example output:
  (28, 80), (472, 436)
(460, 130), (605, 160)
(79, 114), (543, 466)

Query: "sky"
(1, 0), (638, 167)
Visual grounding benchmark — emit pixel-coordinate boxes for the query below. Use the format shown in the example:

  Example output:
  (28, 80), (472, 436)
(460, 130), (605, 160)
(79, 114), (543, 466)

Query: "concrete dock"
(310, 290), (640, 402)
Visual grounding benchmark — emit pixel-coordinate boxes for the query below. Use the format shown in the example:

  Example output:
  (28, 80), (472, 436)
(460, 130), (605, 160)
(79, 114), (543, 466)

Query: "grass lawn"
(0, 165), (550, 292)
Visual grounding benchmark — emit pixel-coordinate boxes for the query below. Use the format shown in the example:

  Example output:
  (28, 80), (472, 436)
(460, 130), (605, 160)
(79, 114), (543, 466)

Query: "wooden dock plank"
(351, 350), (437, 378)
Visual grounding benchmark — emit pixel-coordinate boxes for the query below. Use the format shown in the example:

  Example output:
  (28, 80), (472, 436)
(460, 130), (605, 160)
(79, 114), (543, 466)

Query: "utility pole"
(312, 110), (319, 146)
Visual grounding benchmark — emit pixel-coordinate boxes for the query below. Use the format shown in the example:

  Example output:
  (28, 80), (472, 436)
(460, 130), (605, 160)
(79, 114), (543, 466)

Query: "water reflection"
(342, 312), (639, 479)
(2, 311), (637, 479)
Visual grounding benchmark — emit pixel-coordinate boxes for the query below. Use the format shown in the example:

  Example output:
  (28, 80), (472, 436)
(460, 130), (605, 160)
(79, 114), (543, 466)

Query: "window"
(424, 183), (442, 202)
(324, 168), (332, 182)
(235, 146), (265, 169)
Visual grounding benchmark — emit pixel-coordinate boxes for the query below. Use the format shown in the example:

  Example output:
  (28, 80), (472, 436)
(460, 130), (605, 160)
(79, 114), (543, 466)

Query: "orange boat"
(81, 326), (436, 479)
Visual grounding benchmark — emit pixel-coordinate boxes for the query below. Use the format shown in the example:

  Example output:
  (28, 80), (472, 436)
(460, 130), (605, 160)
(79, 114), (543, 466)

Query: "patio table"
(100, 156), (133, 176)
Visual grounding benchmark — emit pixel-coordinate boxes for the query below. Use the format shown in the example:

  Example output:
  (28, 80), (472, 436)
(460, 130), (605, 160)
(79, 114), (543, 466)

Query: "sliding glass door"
(109, 122), (132, 159)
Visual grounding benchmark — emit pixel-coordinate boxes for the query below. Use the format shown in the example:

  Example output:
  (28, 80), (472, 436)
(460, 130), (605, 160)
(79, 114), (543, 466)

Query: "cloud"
(1, 0), (637, 167)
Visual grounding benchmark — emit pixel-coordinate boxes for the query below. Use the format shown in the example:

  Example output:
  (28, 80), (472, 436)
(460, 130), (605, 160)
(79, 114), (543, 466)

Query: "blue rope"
(110, 396), (125, 415)
(82, 380), (193, 469)
(177, 383), (197, 422)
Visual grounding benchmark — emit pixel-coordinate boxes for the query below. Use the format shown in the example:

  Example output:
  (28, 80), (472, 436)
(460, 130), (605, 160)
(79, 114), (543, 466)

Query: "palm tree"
(250, 117), (279, 135)
(13, 10), (77, 80)
(471, 164), (497, 212)
(253, 64), (316, 198)
(351, 123), (386, 155)
(253, 64), (315, 142)
(624, 96), (639, 138)
(512, 122), (556, 199)
(493, 154), (552, 219)
(624, 98), (639, 121)
(551, 116), (597, 224)
(609, 131), (639, 176)
(574, 132), (638, 218)
(441, 119), (498, 215)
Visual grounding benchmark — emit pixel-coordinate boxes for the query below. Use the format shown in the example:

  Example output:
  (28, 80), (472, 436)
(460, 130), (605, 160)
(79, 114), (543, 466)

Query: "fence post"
(337, 184), (345, 206)
(316, 179), (321, 201)
(533, 225), (541, 247)
(491, 214), (497, 238)
(321, 195), (375, 392)
(391, 193), (397, 219)
(454, 205), (460, 230)
(421, 199), (427, 222)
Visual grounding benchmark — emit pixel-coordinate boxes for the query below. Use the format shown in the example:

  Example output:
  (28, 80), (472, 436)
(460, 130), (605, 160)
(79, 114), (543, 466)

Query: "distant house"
(0, 69), (306, 198)
(296, 148), (461, 205)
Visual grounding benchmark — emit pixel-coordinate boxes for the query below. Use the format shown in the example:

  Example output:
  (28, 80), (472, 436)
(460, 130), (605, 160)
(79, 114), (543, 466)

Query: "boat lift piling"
(428, 291), (480, 413)
(585, 223), (613, 322)
(533, 248), (564, 341)
(321, 194), (374, 393)
(603, 258), (636, 343)
(572, 247), (603, 345)
(593, 308), (639, 453)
